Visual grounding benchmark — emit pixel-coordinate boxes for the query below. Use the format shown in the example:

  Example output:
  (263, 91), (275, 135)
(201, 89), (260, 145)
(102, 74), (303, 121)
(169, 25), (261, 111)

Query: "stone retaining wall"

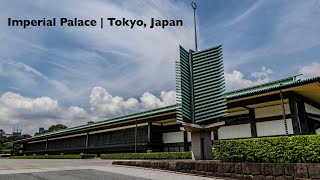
(112, 160), (320, 179)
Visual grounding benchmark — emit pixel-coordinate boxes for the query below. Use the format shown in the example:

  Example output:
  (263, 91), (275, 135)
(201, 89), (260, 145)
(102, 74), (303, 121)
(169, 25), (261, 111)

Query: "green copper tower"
(176, 2), (227, 160)
(176, 45), (227, 124)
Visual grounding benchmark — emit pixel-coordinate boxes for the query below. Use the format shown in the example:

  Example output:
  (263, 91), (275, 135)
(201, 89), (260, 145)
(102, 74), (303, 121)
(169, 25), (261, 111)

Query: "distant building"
(12, 129), (21, 137)
(39, 128), (45, 133)
(0, 129), (22, 137)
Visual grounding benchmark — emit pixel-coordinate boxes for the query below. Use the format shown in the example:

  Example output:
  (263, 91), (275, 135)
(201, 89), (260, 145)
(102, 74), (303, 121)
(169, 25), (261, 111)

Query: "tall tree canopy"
(47, 124), (68, 132)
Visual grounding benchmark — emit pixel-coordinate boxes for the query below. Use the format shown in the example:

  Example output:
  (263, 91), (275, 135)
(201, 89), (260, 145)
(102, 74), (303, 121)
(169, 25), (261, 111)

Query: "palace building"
(14, 76), (320, 155)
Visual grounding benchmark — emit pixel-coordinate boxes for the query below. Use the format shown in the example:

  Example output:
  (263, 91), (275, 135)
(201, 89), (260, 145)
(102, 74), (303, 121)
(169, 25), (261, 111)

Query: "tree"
(33, 124), (68, 136)
(1, 142), (13, 150)
(21, 134), (32, 139)
(34, 130), (48, 136)
(0, 134), (31, 150)
(7, 135), (20, 142)
(47, 124), (67, 132)
(0, 136), (9, 150)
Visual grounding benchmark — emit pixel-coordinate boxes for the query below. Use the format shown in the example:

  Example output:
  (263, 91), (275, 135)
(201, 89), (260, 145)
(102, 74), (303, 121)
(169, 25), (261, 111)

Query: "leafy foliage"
(35, 124), (68, 136)
(48, 124), (67, 132)
(101, 152), (192, 160)
(21, 134), (32, 139)
(213, 134), (320, 163)
(0, 134), (31, 150)
(0, 149), (11, 154)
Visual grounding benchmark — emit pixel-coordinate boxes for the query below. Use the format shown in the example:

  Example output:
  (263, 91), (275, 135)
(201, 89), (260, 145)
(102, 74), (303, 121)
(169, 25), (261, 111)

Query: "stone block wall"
(112, 161), (320, 179)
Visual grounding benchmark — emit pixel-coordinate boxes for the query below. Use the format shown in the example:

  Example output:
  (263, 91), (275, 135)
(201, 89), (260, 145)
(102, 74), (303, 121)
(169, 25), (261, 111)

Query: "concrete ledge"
(112, 160), (320, 179)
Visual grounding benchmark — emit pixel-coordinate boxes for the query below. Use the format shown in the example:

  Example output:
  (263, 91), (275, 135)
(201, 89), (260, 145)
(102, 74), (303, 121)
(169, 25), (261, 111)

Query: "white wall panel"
(218, 123), (251, 139)
(211, 131), (214, 140)
(163, 131), (184, 143)
(255, 104), (290, 118)
(256, 119), (293, 137)
(187, 132), (191, 142)
(305, 103), (320, 115)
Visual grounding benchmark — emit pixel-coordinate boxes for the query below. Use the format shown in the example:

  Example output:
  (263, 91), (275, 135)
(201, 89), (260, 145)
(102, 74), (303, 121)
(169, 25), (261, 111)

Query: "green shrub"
(213, 134), (320, 163)
(1, 150), (11, 154)
(11, 154), (97, 159)
(0, 150), (11, 157)
(101, 152), (191, 160)
(80, 154), (97, 159)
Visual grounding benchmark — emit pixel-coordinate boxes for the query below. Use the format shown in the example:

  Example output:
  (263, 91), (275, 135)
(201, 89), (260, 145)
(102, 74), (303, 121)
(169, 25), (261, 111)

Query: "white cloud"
(90, 86), (176, 118)
(89, 86), (140, 117)
(139, 91), (175, 110)
(0, 92), (89, 135)
(298, 62), (320, 79)
(225, 66), (273, 90)
(250, 66), (273, 82)
(67, 106), (89, 118)
(160, 91), (176, 105)
(140, 92), (164, 110)
(0, 92), (59, 118)
(0, 86), (176, 135)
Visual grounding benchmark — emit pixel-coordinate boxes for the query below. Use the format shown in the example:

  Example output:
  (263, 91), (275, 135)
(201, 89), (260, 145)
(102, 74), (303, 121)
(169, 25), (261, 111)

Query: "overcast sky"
(0, 0), (319, 135)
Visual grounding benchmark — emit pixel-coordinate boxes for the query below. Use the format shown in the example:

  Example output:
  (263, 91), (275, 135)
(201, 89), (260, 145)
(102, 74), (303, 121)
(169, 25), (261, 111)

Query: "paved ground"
(0, 159), (219, 180)
(0, 169), (147, 180)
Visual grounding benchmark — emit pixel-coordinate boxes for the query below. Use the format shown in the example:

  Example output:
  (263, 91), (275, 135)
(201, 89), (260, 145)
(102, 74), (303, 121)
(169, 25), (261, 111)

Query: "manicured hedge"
(11, 154), (97, 159)
(1, 150), (11, 154)
(213, 134), (320, 163)
(101, 152), (191, 160)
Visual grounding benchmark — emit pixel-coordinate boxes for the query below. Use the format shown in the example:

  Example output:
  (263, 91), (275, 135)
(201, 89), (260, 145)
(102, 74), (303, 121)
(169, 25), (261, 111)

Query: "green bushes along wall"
(213, 134), (320, 163)
(101, 152), (191, 160)
(11, 154), (97, 159)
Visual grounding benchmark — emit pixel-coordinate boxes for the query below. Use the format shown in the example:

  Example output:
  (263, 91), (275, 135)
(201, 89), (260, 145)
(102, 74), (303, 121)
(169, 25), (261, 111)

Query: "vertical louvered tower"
(176, 45), (227, 124)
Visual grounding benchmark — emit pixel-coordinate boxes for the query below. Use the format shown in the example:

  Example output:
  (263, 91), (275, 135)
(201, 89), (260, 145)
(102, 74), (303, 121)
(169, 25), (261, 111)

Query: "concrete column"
(249, 108), (257, 138)
(183, 131), (189, 151)
(213, 130), (218, 140)
(85, 132), (89, 147)
(181, 121), (225, 160)
(45, 139), (48, 150)
(289, 97), (301, 135)
(297, 100), (314, 134)
(147, 120), (151, 149)
(191, 131), (212, 160)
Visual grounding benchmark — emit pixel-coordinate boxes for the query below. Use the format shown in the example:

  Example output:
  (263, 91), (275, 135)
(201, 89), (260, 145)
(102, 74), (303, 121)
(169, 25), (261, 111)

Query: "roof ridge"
(29, 104), (179, 139)
(225, 75), (320, 99)
(225, 76), (298, 95)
